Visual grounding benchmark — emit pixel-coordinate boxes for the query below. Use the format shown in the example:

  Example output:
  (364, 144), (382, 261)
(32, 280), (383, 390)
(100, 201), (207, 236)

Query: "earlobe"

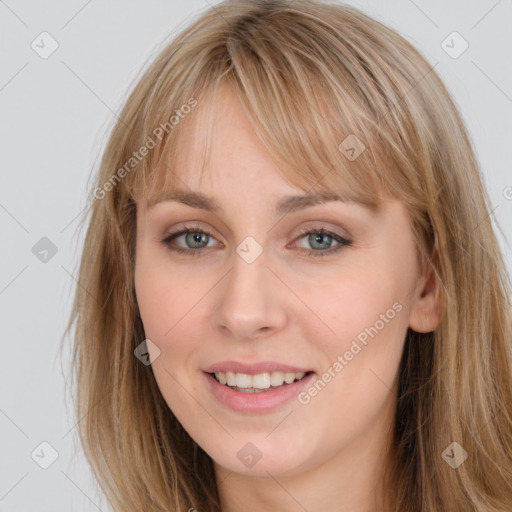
(408, 268), (444, 333)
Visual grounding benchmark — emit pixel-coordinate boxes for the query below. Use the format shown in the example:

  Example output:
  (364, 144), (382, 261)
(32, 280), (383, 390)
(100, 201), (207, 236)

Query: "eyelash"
(160, 224), (352, 258)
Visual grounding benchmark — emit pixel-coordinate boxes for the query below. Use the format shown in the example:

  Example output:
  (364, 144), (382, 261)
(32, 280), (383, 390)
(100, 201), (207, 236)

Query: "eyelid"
(292, 223), (352, 243)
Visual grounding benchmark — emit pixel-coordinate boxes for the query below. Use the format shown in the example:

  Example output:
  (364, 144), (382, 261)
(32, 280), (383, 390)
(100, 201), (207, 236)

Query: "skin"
(134, 85), (442, 512)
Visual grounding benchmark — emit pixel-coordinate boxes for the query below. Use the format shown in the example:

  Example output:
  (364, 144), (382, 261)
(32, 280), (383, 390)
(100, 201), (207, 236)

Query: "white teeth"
(284, 372), (296, 384)
(226, 371), (236, 387)
(270, 371), (284, 386)
(252, 373), (271, 389)
(235, 373), (252, 388)
(213, 370), (307, 389)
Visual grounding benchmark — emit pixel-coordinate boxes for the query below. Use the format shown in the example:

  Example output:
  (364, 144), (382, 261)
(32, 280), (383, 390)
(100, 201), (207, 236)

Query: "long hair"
(64, 1), (512, 510)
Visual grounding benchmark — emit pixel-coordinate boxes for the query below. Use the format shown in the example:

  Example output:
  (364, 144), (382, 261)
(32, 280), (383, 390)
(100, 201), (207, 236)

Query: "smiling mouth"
(210, 370), (313, 393)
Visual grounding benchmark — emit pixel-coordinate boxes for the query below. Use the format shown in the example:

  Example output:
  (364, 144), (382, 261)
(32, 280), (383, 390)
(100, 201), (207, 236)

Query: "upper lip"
(203, 360), (313, 375)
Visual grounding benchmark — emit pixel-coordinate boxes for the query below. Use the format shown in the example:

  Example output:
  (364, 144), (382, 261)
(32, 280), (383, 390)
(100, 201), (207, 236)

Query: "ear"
(408, 266), (443, 333)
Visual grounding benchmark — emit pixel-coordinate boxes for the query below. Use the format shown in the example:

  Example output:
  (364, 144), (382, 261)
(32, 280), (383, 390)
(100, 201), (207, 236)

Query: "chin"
(209, 439), (311, 478)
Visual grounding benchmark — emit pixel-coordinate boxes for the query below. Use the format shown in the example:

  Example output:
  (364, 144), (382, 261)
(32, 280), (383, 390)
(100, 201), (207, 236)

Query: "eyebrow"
(147, 189), (368, 215)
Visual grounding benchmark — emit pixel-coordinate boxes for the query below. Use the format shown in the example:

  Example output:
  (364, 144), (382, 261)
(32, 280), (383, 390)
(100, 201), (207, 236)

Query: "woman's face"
(134, 86), (438, 479)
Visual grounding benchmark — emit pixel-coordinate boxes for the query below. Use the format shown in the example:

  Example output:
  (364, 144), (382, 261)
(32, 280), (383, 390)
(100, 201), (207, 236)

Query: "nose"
(211, 246), (289, 340)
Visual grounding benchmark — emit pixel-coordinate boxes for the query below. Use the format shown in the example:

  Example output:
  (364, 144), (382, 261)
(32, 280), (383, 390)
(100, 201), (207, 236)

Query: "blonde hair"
(65, 0), (512, 510)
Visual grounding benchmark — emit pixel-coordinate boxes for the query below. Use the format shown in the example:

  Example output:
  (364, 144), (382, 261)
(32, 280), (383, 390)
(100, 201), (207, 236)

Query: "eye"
(292, 227), (352, 257)
(161, 224), (221, 257)
(160, 224), (352, 258)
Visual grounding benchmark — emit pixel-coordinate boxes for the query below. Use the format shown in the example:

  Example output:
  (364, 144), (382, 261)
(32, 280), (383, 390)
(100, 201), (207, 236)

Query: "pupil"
(311, 232), (331, 249)
(187, 232), (208, 248)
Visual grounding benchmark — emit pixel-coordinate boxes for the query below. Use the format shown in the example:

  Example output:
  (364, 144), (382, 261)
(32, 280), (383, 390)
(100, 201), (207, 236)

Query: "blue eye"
(161, 225), (218, 257)
(161, 225), (351, 258)
(293, 227), (352, 257)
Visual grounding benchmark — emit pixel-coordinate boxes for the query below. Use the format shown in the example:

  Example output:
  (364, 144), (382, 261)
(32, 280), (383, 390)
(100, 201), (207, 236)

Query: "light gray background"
(1, 1), (511, 510)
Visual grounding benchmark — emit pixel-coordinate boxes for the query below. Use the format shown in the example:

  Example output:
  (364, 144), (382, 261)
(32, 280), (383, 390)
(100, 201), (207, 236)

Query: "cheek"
(135, 249), (200, 339)
(297, 259), (412, 415)
(134, 256), (208, 421)
(309, 264), (408, 351)
(292, 267), (408, 442)
(134, 253), (217, 378)
(134, 263), (170, 339)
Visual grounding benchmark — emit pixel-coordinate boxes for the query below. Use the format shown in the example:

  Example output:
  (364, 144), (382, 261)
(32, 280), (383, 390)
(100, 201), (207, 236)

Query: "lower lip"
(203, 371), (315, 413)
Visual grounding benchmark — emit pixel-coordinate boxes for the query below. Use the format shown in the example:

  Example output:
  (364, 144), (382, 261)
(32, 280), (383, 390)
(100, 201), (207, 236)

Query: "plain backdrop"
(1, 0), (511, 510)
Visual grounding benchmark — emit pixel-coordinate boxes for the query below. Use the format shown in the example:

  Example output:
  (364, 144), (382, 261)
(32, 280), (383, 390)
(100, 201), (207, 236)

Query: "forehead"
(143, 85), (314, 201)
(136, 81), (386, 212)
(174, 87), (266, 177)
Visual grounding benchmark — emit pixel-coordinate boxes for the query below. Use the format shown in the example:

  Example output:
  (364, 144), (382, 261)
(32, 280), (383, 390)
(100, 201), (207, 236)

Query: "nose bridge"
(211, 241), (287, 339)
(230, 253), (265, 300)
